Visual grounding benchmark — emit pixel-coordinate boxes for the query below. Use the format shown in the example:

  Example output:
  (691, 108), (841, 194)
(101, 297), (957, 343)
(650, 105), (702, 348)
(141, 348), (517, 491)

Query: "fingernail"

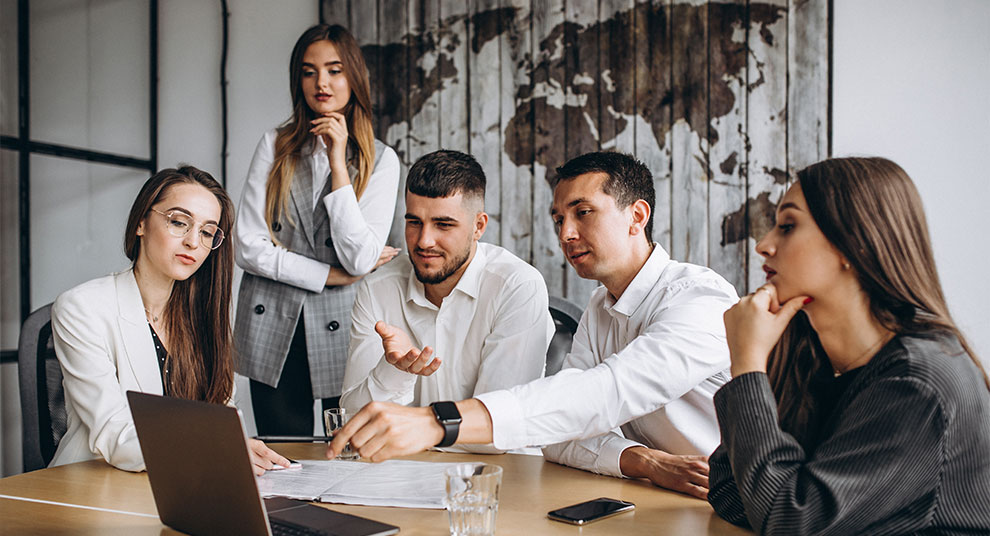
(803, 297), (814, 304)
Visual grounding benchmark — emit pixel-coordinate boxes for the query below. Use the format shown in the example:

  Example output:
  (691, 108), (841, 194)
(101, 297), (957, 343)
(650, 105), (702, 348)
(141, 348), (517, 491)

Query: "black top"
(149, 324), (171, 393)
(708, 333), (990, 535)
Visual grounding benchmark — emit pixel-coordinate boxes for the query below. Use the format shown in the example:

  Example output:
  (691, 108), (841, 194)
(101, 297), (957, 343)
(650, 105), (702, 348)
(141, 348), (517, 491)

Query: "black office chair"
(18, 303), (68, 472)
(546, 296), (584, 376)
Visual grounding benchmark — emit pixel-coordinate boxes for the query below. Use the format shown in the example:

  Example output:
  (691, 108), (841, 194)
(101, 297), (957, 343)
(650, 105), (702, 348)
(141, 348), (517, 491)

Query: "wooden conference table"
(0, 444), (751, 535)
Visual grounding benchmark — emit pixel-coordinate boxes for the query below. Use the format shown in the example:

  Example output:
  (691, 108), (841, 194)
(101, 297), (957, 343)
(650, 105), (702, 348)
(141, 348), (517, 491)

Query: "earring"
(842, 262), (851, 270)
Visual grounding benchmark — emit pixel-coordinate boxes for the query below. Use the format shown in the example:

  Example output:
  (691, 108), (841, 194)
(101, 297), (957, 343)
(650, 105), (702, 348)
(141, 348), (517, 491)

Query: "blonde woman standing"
(234, 24), (399, 435)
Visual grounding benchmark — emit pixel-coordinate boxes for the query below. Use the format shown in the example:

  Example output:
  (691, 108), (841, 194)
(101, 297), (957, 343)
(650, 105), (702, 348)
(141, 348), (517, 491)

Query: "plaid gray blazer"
(234, 139), (387, 399)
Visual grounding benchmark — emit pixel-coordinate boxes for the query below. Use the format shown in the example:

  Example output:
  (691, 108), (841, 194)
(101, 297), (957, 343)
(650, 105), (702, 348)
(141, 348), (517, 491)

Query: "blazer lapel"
(290, 151), (317, 252)
(115, 270), (164, 395)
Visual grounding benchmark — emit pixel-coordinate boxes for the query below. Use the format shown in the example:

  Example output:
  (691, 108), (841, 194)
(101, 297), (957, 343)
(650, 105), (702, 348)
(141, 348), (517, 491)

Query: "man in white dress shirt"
(330, 152), (738, 499)
(339, 150), (554, 453)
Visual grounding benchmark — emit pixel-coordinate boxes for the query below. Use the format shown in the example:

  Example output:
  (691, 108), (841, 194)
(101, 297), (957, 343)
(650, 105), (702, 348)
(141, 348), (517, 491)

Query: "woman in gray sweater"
(709, 157), (990, 535)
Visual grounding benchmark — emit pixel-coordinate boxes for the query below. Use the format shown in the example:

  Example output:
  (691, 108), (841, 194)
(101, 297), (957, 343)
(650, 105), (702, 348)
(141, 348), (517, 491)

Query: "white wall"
(0, 0), (318, 476)
(832, 0), (990, 366)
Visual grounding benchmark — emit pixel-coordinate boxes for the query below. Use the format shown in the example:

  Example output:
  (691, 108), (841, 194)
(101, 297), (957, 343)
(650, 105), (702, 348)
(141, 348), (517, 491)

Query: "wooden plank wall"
(321, 0), (829, 308)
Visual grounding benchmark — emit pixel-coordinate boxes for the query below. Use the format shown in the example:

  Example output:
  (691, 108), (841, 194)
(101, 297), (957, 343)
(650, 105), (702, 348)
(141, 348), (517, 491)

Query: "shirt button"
(272, 221), (282, 232)
(327, 320), (340, 331)
(324, 237), (333, 248)
(254, 304), (265, 314)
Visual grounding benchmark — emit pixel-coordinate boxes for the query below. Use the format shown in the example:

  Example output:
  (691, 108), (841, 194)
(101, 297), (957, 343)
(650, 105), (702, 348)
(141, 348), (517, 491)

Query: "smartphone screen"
(547, 498), (635, 525)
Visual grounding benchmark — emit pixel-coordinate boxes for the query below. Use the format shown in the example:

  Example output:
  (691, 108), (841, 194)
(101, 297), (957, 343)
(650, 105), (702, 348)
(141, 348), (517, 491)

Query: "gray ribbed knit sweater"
(708, 333), (990, 535)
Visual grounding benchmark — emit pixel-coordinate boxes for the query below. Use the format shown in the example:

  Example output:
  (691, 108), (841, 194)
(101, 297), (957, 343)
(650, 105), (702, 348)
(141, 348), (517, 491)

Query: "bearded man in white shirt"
(329, 152), (738, 499)
(339, 149), (554, 453)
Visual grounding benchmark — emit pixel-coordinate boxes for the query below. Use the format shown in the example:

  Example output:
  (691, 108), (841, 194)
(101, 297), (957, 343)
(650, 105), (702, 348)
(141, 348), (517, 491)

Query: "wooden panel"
(407, 0), (441, 161)
(670, 0), (709, 267)
(377, 0), (410, 248)
(707, 0), (748, 295)
(562, 0), (601, 306)
(320, 0), (349, 26)
(600, 0), (636, 155)
(439, 0), (470, 152)
(470, 0), (503, 245)
(350, 1), (379, 146)
(746, 0), (789, 292)
(788, 0), (829, 171)
(315, 0), (830, 299)
(499, 0), (534, 256)
(530, 0), (567, 299)
(635, 0), (673, 252)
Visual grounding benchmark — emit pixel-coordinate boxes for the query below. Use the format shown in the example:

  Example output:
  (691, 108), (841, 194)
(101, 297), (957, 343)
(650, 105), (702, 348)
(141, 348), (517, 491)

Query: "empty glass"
(444, 463), (502, 536)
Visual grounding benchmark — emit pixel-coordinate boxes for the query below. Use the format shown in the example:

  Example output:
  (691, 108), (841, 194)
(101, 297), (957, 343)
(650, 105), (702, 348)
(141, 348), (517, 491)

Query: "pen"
(255, 435), (333, 443)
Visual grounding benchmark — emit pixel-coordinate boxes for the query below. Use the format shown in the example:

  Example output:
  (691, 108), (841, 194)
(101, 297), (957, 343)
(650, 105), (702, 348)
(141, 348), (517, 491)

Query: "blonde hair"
(266, 24), (376, 240)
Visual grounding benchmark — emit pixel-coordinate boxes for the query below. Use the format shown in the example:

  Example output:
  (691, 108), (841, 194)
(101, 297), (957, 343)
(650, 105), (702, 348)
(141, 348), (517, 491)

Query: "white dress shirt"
(476, 245), (737, 477)
(341, 242), (554, 412)
(234, 129), (400, 292)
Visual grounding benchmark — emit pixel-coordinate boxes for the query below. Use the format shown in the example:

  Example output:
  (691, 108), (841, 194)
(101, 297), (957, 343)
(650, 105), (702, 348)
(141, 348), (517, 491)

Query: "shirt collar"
(605, 244), (671, 318)
(307, 135), (354, 160)
(405, 242), (487, 309)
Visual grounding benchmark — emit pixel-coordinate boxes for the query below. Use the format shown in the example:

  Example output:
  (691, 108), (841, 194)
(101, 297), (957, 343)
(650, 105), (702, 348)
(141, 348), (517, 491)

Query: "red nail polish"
(803, 297), (814, 304)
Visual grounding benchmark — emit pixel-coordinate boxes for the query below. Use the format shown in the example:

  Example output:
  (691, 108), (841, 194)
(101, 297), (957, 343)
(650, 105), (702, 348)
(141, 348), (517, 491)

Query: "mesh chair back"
(18, 304), (67, 472)
(546, 296), (584, 376)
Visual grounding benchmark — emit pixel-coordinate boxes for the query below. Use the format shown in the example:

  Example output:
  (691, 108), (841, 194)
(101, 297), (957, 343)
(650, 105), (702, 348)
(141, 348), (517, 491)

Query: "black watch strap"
(430, 401), (462, 448)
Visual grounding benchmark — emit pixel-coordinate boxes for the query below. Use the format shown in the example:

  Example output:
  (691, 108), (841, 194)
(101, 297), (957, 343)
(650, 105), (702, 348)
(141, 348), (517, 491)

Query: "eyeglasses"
(150, 208), (225, 250)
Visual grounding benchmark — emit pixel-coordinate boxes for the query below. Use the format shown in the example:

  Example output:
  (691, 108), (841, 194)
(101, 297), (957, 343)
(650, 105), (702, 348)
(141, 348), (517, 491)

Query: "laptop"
(127, 391), (399, 536)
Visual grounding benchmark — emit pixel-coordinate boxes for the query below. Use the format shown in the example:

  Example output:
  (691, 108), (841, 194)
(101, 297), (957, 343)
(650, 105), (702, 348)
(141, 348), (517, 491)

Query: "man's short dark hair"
(553, 151), (656, 239)
(406, 150), (486, 206)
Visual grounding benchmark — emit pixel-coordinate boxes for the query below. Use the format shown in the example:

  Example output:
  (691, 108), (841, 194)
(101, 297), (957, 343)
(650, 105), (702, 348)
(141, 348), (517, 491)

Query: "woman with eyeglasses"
(233, 24), (400, 435)
(50, 166), (291, 474)
(708, 157), (990, 534)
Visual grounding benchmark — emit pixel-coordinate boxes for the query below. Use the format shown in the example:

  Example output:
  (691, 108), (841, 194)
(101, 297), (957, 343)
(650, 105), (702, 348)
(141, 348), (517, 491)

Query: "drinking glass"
(323, 408), (359, 460)
(444, 463), (502, 536)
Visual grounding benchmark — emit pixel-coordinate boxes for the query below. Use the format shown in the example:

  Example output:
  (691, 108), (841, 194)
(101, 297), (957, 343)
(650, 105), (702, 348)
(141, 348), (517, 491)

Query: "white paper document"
(257, 459), (462, 509)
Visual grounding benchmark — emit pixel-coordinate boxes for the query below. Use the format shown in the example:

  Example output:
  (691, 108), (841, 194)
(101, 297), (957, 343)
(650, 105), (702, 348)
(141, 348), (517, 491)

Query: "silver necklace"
(144, 306), (162, 324)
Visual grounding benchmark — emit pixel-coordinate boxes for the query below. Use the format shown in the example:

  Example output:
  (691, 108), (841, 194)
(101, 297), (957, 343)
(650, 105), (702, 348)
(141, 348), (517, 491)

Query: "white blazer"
(48, 268), (242, 472)
(49, 269), (161, 471)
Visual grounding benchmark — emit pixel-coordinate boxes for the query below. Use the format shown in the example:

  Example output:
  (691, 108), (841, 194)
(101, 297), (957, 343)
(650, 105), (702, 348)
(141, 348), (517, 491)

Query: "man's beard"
(412, 246), (471, 285)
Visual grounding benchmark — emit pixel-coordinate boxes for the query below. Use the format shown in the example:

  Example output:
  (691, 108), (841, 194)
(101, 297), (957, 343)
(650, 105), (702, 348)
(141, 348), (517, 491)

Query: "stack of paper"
(257, 459), (464, 509)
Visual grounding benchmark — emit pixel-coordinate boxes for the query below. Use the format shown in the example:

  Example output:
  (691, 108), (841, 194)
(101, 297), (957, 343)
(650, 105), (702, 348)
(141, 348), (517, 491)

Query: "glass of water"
(444, 463), (502, 536)
(323, 408), (359, 460)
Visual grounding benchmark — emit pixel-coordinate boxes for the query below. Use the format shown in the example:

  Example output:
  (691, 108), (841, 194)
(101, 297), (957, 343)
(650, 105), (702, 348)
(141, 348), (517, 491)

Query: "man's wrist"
(420, 406), (446, 446)
(430, 401), (462, 447)
(619, 446), (649, 478)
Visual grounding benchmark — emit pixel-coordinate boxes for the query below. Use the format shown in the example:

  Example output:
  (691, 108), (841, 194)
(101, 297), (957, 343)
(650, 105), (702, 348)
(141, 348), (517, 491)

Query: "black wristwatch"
(430, 401), (462, 448)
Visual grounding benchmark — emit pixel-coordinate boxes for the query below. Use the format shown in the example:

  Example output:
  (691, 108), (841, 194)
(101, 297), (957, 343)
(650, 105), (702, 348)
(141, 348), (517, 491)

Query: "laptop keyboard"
(271, 518), (330, 536)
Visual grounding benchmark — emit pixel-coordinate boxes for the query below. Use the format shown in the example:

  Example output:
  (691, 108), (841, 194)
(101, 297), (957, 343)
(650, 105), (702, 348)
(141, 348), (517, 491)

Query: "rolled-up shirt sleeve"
(323, 145), (400, 276)
(234, 130), (331, 293)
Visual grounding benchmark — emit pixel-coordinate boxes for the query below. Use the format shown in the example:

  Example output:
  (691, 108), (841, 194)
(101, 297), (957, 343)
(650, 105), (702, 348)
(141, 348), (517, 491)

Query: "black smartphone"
(547, 497), (635, 525)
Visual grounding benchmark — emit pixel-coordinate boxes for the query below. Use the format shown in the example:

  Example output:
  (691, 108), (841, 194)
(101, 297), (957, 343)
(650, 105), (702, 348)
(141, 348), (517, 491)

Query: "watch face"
(432, 401), (462, 423)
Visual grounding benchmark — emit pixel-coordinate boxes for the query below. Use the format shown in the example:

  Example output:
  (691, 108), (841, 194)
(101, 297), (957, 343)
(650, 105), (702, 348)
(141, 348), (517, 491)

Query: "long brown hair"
(124, 166), (235, 404)
(266, 24), (376, 239)
(767, 157), (988, 444)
